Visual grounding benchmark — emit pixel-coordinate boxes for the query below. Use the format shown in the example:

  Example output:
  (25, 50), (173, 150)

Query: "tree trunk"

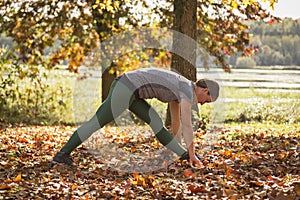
(165, 0), (197, 126)
(92, 5), (118, 102)
(101, 66), (116, 102)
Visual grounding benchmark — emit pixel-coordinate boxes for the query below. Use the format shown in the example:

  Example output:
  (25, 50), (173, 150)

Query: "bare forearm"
(171, 120), (180, 136)
(188, 141), (195, 155)
(182, 124), (194, 149)
(180, 99), (195, 151)
(169, 101), (182, 142)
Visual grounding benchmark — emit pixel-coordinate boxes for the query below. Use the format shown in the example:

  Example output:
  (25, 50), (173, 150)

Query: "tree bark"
(165, 0), (197, 126)
(91, 3), (119, 102)
(101, 66), (116, 102)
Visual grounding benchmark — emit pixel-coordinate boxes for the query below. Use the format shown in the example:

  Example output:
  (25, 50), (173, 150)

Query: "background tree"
(165, 0), (277, 125)
(247, 18), (300, 67)
(0, 0), (280, 124)
(0, 0), (279, 73)
(236, 56), (256, 68)
(171, 0), (197, 81)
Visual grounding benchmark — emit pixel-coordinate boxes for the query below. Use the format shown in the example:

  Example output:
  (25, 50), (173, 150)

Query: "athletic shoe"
(53, 152), (73, 165)
(179, 152), (189, 161)
(179, 152), (201, 161)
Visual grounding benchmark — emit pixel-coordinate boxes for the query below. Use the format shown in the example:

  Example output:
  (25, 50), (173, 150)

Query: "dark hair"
(196, 78), (220, 101)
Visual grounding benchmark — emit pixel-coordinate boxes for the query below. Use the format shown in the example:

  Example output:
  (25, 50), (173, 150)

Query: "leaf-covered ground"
(0, 123), (299, 200)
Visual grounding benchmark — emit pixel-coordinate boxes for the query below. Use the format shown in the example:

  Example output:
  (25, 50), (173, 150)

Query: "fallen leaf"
(183, 169), (194, 178)
(71, 184), (77, 190)
(224, 150), (232, 157)
(226, 167), (234, 178)
(293, 182), (300, 196)
(0, 183), (10, 190)
(188, 185), (205, 194)
(14, 173), (22, 182)
(250, 180), (264, 187)
(229, 194), (240, 200)
(132, 173), (146, 187)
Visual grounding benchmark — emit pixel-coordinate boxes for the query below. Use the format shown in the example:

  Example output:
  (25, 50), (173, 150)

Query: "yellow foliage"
(14, 173), (22, 182)
(231, 0), (238, 9)
(204, 25), (211, 32)
(242, 0), (250, 6)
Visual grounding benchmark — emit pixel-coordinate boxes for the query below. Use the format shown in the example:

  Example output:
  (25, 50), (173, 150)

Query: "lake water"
(197, 68), (300, 90)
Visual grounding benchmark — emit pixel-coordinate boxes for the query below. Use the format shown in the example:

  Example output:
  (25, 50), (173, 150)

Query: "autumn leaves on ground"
(0, 124), (299, 199)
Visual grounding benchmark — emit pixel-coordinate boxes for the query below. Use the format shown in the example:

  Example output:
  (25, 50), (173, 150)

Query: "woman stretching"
(53, 68), (220, 166)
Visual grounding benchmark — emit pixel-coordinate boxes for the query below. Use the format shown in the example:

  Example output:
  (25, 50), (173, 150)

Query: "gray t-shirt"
(117, 68), (195, 103)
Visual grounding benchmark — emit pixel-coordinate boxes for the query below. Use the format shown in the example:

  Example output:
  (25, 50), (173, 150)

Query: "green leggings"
(60, 80), (187, 156)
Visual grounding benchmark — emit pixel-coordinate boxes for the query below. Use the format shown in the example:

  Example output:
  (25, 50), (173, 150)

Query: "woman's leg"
(129, 98), (187, 156)
(60, 80), (135, 154)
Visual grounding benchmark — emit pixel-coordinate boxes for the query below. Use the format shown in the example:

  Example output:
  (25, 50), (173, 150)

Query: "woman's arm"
(180, 99), (201, 165)
(169, 101), (182, 143)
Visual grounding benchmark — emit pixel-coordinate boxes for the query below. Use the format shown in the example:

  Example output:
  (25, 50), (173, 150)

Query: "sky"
(271, 0), (300, 19)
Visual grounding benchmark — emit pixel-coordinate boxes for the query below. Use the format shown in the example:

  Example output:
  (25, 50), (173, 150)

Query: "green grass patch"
(223, 86), (300, 99)
(1, 65), (299, 125)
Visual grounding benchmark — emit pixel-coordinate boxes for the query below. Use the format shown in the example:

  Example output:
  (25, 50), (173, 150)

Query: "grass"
(223, 86), (300, 99)
(29, 73), (300, 125)
(68, 76), (300, 125)
(1, 66), (299, 125)
(194, 85), (300, 124)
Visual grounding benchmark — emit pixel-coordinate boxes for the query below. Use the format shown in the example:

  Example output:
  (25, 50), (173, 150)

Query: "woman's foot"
(179, 152), (201, 161)
(53, 152), (73, 165)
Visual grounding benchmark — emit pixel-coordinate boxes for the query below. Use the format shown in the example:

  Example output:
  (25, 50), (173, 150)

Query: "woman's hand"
(188, 145), (204, 168)
(189, 153), (204, 168)
(189, 153), (200, 165)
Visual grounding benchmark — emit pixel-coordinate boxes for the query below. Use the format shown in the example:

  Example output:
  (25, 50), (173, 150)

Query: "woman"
(53, 68), (219, 166)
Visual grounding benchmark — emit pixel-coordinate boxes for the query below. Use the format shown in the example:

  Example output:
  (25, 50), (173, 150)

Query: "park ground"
(0, 123), (299, 199)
